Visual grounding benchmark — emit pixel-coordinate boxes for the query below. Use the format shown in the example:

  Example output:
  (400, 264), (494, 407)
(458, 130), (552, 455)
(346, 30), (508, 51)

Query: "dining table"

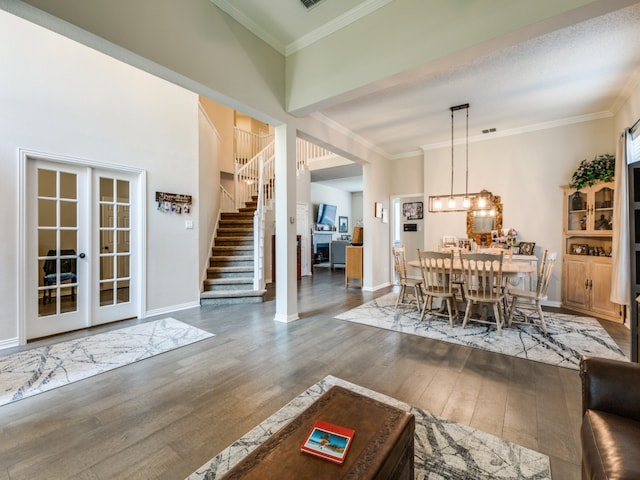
(407, 257), (536, 320)
(407, 258), (535, 281)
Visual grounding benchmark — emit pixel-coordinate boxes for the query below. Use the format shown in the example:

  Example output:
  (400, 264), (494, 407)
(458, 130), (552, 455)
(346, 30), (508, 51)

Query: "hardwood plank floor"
(0, 268), (631, 479)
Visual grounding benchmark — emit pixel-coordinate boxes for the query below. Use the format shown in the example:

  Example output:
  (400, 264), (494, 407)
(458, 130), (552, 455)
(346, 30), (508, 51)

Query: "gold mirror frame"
(466, 195), (503, 246)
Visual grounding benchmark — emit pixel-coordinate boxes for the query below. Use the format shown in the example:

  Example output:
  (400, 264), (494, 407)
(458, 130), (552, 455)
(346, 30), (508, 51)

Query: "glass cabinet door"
(567, 190), (588, 231)
(592, 185), (614, 231)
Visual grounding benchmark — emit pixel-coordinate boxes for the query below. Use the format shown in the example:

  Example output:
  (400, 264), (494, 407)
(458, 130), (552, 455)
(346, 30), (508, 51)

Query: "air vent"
(482, 128), (497, 134)
(301, 0), (325, 9)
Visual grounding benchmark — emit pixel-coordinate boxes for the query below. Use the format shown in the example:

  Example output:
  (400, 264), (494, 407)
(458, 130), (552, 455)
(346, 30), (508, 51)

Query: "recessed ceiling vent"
(301, 0), (325, 10)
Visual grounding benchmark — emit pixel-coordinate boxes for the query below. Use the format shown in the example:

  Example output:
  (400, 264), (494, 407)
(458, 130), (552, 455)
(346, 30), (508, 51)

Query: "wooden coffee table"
(220, 385), (415, 479)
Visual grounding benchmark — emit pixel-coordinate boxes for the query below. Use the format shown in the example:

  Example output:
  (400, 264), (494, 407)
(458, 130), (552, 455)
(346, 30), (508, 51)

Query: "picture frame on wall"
(375, 202), (383, 218)
(402, 202), (423, 220)
(339, 216), (348, 233)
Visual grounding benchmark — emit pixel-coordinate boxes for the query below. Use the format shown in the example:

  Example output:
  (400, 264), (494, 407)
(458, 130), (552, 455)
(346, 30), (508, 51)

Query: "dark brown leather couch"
(580, 356), (640, 480)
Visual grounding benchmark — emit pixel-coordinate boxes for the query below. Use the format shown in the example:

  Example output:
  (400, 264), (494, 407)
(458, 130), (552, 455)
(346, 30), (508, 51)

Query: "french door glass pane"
(60, 172), (77, 199)
(117, 179), (129, 202)
(117, 279), (130, 304)
(116, 231), (129, 253)
(38, 199), (56, 226)
(38, 169), (56, 197)
(100, 177), (114, 202)
(100, 281), (114, 306)
(60, 201), (77, 227)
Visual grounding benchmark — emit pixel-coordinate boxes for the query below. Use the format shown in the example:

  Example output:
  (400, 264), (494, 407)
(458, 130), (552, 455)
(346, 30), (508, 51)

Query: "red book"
(300, 420), (355, 464)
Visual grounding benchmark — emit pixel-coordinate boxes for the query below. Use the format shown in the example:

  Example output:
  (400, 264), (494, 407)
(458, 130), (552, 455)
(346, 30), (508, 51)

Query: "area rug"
(335, 292), (627, 370)
(0, 317), (214, 406)
(187, 375), (551, 479)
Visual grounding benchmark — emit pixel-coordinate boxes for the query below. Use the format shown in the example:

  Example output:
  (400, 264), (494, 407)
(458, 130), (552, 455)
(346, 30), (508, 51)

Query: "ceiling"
(211, 0), (640, 190)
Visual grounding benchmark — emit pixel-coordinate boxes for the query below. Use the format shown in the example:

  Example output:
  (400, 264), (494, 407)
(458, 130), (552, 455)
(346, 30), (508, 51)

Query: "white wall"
(0, 10), (204, 345)
(350, 192), (364, 233)
(615, 81), (640, 135)
(420, 118), (615, 304)
(198, 105), (221, 287)
(363, 160), (393, 290)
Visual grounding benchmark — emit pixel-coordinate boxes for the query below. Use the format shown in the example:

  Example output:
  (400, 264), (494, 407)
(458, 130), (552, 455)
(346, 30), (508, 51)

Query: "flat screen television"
(316, 203), (337, 226)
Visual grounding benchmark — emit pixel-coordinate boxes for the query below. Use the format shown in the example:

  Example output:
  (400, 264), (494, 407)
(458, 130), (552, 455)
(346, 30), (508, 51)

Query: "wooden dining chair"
(440, 246), (466, 302)
(507, 250), (557, 334)
(392, 245), (423, 311)
(460, 251), (505, 335)
(417, 250), (459, 326)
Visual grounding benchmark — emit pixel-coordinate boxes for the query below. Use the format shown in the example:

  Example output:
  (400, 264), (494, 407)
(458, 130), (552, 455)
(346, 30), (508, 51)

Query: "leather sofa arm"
(580, 356), (640, 421)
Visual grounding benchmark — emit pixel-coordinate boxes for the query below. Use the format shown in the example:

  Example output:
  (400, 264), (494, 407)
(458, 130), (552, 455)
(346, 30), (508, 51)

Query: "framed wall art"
(338, 216), (348, 233)
(403, 202), (423, 220)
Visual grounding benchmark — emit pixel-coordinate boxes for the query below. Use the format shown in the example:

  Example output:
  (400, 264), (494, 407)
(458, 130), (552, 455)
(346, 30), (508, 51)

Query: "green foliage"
(569, 154), (615, 191)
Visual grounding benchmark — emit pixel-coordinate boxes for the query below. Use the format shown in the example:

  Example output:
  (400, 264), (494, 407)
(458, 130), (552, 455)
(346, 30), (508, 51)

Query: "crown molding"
(420, 111), (614, 152)
(210, 0), (393, 56)
(285, 0), (394, 56)
(209, 0), (287, 55)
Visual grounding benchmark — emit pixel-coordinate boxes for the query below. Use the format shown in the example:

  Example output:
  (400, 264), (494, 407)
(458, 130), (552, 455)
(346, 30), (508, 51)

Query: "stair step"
(200, 289), (266, 305)
(218, 217), (253, 228)
(209, 256), (253, 267)
(221, 212), (254, 219)
(203, 277), (254, 291)
(219, 220), (253, 228)
(217, 228), (253, 237)
(212, 245), (253, 255)
(207, 265), (254, 279)
(215, 237), (253, 246)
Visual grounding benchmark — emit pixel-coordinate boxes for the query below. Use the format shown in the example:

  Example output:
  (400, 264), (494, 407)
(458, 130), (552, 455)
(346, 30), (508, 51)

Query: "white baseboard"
(145, 300), (201, 318)
(274, 313), (300, 323)
(0, 337), (19, 351)
(363, 281), (391, 292)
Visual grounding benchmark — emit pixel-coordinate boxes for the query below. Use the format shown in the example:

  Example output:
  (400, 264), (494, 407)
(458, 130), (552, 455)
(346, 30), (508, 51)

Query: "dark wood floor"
(0, 268), (631, 480)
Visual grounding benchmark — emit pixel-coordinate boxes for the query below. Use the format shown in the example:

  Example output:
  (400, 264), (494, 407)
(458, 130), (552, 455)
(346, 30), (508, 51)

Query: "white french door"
(25, 157), (140, 340)
(93, 171), (138, 325)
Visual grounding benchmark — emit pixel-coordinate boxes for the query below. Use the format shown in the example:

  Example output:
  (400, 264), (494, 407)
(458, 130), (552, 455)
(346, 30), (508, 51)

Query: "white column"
(274, 124), (299, 323)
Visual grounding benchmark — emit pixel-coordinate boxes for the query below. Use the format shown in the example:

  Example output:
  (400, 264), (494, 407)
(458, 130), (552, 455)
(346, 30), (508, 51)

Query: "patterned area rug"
(187, 375), (551, 479)
(0, 317), (213, 406)
(335, 292), (627, 370)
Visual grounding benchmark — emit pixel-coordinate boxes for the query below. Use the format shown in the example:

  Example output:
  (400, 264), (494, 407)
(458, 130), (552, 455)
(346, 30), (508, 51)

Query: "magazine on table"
(300, 420), (355, 464)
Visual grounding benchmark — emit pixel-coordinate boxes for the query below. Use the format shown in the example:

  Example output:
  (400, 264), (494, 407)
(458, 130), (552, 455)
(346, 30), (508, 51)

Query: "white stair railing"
(296, 137), (336, 171)
(253, 154), (266, 291)
(219, 185), (235, 213)
(234, 128), (273, 165)
(232, 133), (333, 292)
(234, 141), (275, 210)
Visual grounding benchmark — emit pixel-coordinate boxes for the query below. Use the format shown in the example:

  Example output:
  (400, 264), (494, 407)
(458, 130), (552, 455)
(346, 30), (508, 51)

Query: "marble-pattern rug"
(0, 317), (214, 406)
(187, 375), (551, 479)
(335, 292), (627, 370)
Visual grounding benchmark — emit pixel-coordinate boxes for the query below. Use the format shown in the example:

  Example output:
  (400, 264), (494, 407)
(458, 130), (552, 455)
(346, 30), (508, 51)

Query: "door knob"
(79, 253), (86, 259)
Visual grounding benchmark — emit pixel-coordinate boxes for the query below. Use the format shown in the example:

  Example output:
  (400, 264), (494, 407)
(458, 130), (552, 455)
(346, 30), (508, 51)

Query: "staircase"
(200, 197), (266, 305)
(199, 127), (338, 306)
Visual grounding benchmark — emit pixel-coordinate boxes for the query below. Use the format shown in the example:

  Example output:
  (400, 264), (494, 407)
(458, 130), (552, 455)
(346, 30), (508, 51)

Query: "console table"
(219, 385), (414, 479)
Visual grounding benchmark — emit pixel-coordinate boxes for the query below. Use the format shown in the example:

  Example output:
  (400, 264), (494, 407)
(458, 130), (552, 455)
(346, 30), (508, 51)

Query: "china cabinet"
(561, 182), (622, 322)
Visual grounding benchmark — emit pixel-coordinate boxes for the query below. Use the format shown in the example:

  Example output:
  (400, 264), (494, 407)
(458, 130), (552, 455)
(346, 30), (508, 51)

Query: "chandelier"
(427, 104), (495, 214)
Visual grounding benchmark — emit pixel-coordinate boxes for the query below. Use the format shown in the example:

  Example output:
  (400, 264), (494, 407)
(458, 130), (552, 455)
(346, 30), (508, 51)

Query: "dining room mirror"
(466, 194), (503, 246)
